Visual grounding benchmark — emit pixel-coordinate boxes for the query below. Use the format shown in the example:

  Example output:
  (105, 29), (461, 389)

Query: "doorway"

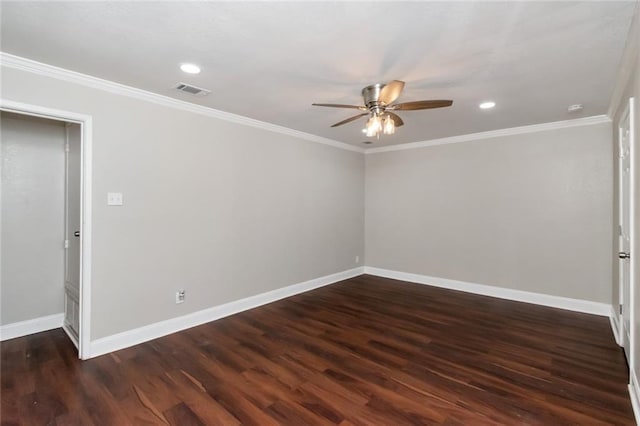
(0, 100), (92, 359)
(619, 97), (635, 369)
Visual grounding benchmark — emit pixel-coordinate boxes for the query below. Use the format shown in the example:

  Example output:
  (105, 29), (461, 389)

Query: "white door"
(619, 101), (633, 364)
(63, 123), (81, 344)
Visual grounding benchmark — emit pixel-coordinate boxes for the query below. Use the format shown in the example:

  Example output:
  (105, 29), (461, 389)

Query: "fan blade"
(312, 103), (366, 110)
(331, 113), (368, 127)
(387, 112), (404, 127)
(393, 100), (453, 110)
(379, 80), (405, 105)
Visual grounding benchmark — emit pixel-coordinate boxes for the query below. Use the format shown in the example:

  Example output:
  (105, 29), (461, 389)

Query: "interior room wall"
(1, 112), (66, 324)
(365, 122), (613, 304)
(1, 66), (365, 340)
(0, 49), (624, 354)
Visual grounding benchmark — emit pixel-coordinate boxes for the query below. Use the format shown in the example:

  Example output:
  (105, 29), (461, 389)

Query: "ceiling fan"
(312, 80), (453, 137)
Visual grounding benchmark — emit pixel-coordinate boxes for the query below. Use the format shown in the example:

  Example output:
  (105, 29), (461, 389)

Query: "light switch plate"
(107, 192), (123, 206)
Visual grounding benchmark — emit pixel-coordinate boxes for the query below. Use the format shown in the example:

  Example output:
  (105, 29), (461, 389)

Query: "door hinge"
(620, 304), (623, 315)
(64, 239), (69, 249)
(64, 142), (69, 153)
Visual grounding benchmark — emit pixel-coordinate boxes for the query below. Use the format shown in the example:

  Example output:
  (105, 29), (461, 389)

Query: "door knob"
(74, 231), (80, 237)
(619, 252), (631, 259)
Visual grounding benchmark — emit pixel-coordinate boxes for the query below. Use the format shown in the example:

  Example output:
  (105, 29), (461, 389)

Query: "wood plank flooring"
(1, 274), (634, 425)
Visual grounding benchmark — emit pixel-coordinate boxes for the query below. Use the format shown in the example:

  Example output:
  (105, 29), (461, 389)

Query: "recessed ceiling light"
(180, 63), (201, 74)
(479, 101), (496, 109)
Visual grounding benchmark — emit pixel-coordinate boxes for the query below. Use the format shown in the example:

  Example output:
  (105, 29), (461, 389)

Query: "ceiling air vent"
(173, 82), (211, 97)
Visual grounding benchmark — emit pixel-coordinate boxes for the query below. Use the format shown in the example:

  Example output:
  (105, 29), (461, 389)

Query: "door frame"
(618, 97), (636, 372)
(1, 99), (92, 360)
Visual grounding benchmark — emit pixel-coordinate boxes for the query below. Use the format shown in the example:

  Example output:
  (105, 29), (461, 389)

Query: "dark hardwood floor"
(1, 274), (634, 425)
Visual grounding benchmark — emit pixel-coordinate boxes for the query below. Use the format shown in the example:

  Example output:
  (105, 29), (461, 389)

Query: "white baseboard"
(364, 267), (611, 317)
(87, 267), (365, 359)
(0, 313), (64, 341)
(630, 370), (640, 425)
(610, 305), (622, 346)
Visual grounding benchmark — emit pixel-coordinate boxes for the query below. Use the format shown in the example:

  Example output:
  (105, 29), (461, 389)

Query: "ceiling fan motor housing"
(362, 84), (386, 113)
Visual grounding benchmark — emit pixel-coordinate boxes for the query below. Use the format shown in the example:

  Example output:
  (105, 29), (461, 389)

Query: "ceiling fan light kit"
(363, 114), (395, 137)
(313, 80), (453, 138)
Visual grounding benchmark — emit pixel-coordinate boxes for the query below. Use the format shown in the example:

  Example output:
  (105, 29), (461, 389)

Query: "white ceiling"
(1, 1), (636, 147)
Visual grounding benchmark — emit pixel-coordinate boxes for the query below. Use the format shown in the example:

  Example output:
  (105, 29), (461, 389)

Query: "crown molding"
(365, 115), (612, 154)
(0, 52), (612, 156)
(0, 52), (364, 154)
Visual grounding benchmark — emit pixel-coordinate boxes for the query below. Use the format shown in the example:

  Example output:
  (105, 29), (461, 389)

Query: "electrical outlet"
(176, 289), (185, 304)
(107, 192), (123, 206)
(355, 255), (360, 263)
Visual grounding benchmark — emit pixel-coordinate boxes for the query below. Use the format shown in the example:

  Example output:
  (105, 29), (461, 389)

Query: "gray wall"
(0, 57), (618, 343)
(1, 112), (66, 324)
(1, 67), (365, 339)
(366, 123), (613, 303)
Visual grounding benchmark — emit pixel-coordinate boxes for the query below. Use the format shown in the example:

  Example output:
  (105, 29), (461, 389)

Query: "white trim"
(629, 97), (636, 375)
(1, 52), (615, 157)
(79, 114), (93, 361)
(365, 115), (611, 154)
(0, 313), (64, 341)
(1, 99), (89, 124)
(0, 99), (93, 360)
(364, 267), (611, 316)
(87, 267), (364, 358)
(619, 102), (628, 353)
(611, 305), (622, 346)
(630, 370), (640, 426)
(618, 97), (636, 369)
(0, 52), (363, 154)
